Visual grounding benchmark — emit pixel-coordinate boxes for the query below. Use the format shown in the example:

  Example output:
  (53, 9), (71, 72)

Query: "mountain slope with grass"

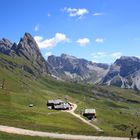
(0, 33), (140, 138)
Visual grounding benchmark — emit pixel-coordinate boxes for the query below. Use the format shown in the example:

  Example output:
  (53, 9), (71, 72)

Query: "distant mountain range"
(1, 33), (140, 91)
(47, 54), (109, 83)
(47, 54), (140, 91)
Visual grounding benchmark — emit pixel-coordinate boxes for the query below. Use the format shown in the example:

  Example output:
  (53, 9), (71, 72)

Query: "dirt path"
(65, 103), (103, 132)
(0, 125), (129, 140)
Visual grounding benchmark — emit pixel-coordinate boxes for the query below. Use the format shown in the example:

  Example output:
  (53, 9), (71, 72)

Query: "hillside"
(0, 68), (140, 137)
(0, 33), (140, 138)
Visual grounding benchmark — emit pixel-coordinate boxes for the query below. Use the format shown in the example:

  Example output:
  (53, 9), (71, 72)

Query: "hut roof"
(84, 109), (96, 114)
(48, 99), (64, 105)
(54, 103), (71, 109)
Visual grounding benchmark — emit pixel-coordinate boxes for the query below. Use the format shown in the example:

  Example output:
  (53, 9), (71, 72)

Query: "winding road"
(65, 103), (103, 131)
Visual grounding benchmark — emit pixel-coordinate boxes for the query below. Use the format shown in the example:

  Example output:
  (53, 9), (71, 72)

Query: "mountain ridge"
(1, 33), (140, 90)
(0, 32), (49, 77)
(47, 54), (140, 90)
(47, 53), (109, 83)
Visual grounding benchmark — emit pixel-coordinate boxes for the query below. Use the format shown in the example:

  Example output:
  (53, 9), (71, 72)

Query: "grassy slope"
(0, 54), (140, 137)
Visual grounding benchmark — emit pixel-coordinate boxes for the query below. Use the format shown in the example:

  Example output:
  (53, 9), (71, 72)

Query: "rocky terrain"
(101, 56), (140, 90)
(1, 33), (140, 91)
(47, 54), (140, 90)
(0, 33), (48, 77)
(47, 54), (109, 83)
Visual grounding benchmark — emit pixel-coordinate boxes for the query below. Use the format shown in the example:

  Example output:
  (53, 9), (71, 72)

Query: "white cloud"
(137, 56), (140, 58)
(91, 52), (122, 63)
(48, 13), (51, 17)
(92, 60), (97, 63)
(34, 24), (40, 32)
(63, 7), (89, 17)
(97, 52), (106, 56)
(34, 36), (43, 42)
(111, 52), (122, 59)
(46, 52), (52, 57)
(91, 52), (106, 59)
(93, 13), (103, 16)
(77, 38), (90, 46)
(34, 33), (69, 49)
(95, 38), (104, 43)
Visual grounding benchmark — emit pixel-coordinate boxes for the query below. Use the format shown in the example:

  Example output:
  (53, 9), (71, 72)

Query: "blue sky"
(0, 0), (140, 63)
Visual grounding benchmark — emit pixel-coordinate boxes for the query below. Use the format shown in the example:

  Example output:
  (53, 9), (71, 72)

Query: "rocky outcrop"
(0, 38), (13, 55)
(101, 56), (140, 90)
(0, 33), (48, 77)
(47, 54), (109, 83)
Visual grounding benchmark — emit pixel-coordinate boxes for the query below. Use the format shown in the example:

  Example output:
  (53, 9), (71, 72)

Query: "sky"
(0, 0), (140, 63)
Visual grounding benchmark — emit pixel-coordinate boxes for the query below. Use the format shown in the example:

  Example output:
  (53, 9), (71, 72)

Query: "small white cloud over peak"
(46, 52), (52, 57)
(91, 52), (122, 63)
(63, 7), (89, 17)
(77, 38), (90, 46)
(91, 52), (106, 58)
(93, 12), (103, 16)
(95, 38), (104, 43)
(34, 24), (40, 32)
(97, 52), (106, 56)
(111, 52), (122, 59)
(34, 36), (43, 42)
(34, 33), (69, 49)
(137, 56), (140, 58)
(92, 60), (97, 63)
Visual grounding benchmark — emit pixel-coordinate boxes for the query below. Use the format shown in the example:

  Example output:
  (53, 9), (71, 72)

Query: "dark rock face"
(17, 33), (41, 59)
(48, 54), (140, 91)
(101, 56), (140, 90)
(47, 54), (109, 83)
(0, 33), (48, 76)
(0, 38), (13, 54)
(16, 33), (48, 75)
(115, 56), (140, 77)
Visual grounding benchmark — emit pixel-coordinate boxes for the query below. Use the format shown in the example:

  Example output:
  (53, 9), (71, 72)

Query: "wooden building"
(47, 99), (64, 109)
(47, 99), (71, 110)
(83, 109), (96, 120)
(54, 103), (71, 110)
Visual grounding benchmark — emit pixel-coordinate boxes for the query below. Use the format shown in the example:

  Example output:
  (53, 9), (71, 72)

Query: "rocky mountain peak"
(61, 54), (77, 60)
(0, 33), (49, 76)
(114, 56), (140, 77)
(0, 38), (13, 54)
(1, 38), (13, 46)
(47, 54), (109, 83)
(16, 32), (42, 61)
(115, 56), (140, 64)
(19, 33), (39, 49)
(101, 56), (140, 90)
